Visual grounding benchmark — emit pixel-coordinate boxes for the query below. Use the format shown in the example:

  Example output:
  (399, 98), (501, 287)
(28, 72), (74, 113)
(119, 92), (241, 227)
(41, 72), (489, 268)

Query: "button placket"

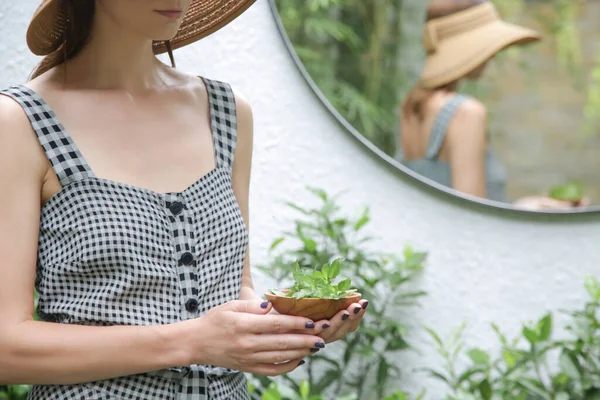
(165, 195), (199, 319)
(169, 201), (184, 216)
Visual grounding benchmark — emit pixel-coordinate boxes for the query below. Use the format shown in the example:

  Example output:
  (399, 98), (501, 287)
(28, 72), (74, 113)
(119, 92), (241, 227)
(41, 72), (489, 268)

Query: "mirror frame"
(268, 0), (600, 216)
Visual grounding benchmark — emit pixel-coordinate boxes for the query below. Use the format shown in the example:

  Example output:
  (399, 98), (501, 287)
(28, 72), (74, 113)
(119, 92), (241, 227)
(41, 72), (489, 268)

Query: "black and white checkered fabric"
(0, 78), (250, 400)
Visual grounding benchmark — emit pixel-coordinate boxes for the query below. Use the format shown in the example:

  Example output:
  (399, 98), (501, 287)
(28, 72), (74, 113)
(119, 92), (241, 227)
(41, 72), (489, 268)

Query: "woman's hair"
(401, 0), (487, 120)
(31, 0), (176, 79)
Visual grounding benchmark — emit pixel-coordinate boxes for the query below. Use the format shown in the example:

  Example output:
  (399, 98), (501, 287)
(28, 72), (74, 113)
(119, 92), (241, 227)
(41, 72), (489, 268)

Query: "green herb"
(270, 259), (354, 300)
(549, 180), (585, 202)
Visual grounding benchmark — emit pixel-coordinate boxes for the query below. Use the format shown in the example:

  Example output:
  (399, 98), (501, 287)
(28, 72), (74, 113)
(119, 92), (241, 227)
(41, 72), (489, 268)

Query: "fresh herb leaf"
(269, 258), (354, 300)
(337, 278), (351, 291)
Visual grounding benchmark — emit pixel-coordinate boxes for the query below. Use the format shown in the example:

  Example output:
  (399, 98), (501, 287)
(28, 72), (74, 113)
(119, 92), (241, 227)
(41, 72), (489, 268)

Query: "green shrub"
(425, 276), (600, 400)
(254, 187), (427, 399)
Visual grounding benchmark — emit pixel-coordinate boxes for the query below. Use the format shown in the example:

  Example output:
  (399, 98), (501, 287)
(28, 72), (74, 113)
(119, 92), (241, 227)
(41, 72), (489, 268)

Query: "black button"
(185, 298), (199, 312)
(180, 252), (194, 266)
(169, 202), (184, 215)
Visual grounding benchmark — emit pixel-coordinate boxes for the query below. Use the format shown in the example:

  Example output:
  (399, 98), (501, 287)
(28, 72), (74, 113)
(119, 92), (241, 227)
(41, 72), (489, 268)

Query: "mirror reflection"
(273, 0), (600, 210)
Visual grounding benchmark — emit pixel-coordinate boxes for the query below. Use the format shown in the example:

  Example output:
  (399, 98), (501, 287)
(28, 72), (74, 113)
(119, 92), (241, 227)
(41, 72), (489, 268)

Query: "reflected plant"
(255, 187), (427, 400)
(425, 276), (600, 400)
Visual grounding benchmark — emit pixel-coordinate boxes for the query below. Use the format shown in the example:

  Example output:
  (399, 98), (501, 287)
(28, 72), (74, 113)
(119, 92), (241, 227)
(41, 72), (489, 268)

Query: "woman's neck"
(55, 8), (168, 93)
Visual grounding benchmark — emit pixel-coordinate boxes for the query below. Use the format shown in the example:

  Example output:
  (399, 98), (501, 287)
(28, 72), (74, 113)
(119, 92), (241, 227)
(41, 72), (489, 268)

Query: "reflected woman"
(399, 0), (539, 203)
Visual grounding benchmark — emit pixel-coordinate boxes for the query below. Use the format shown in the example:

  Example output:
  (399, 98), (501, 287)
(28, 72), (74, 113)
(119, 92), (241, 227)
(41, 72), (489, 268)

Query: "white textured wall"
(2, 1), (600, 398)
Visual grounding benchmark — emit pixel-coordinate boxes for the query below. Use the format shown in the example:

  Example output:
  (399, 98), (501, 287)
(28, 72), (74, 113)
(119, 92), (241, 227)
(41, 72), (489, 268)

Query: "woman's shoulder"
(424, 91), (486, 121)
(0, 91), (35, 137)
(168, 69), (252, 115)
(0, 90), (48, 182)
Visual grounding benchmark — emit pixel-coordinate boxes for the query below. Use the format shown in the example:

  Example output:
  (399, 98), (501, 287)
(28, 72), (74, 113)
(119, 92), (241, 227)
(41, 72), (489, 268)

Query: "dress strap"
(202, 78), (238, 170)
(0, 85), (94, 187)
(425, 94), (469, 160)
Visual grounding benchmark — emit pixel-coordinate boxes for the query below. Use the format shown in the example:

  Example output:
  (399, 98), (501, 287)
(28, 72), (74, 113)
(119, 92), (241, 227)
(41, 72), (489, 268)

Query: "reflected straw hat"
(419, 1), (541, 89)
(26, 0), (257, 56)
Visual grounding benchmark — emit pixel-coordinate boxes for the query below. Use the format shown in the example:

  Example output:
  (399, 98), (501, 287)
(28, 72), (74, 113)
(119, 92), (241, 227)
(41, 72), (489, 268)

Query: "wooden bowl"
(264, 290), (362, 321)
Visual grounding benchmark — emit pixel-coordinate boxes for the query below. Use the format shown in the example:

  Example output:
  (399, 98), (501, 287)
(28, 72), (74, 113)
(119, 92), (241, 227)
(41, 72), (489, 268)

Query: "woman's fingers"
(251, 348), (316, 364)
(249, 333), (325, 352)
(318, 300), (370, 342)
(244, 313), (317, 334)
(249, 358), (306, 377)
(348, 300), (369, 332)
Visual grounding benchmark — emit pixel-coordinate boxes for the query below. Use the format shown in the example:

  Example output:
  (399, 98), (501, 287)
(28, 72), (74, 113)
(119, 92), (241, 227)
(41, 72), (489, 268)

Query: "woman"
(399, 0), (540, 203)
(0, 1), (367, 399)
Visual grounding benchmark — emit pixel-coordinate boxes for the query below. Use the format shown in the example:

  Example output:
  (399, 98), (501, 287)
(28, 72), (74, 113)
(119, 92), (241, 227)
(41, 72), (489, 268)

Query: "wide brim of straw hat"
(26, 0), (256, 56)
(420, 20), (540, 90)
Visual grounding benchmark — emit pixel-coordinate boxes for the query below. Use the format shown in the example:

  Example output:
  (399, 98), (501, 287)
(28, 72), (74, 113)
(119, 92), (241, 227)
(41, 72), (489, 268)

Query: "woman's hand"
(314, 299), (369, 344)
(185, 300), (323, 376)
(513, 195), (590, 210)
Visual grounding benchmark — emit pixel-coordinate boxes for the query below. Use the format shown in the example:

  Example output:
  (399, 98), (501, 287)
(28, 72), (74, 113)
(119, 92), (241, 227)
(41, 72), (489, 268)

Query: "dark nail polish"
(298, 359), (306, 366)
(362, 301), (369, 310)
(315, 341), (325, 348)
(310, 348), (320, 353)
(342, 313), (350, 321)
(322, 323), (330, 329)
(305, 321), (315, 329)
(354, 306), (362, 314)
(260, 301), (270, 309)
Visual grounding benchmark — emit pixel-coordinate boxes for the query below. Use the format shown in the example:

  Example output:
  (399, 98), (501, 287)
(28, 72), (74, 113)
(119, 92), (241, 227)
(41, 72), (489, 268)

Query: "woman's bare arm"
(231, 91), (260, 302)
(447, 98), (488, 198)
(0, 96), (190, 385)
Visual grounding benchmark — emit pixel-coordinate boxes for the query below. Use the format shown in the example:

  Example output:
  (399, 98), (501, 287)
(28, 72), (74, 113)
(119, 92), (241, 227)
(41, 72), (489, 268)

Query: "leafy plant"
(248, 378), (422, 400)
(0, 385), (29, 400)
(255, 187), (427, 400)
(549, 180), (586, 203)
(269, 259), (355, 300)
(425, 276), (600, 400)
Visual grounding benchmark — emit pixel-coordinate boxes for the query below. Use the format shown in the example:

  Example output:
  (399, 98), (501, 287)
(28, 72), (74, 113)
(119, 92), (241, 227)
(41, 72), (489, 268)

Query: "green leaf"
(456, 367), (486, 385)
(329, 258), (342, 280)
(376, 358), (390, 389)
(343, 335), (361, 364)
(559, 350), (582, 380)
(299, 380), (310, 399)
(537, 313), (552, 341)
(425, 369), (450, 383)
(584, 276), (600, 301)
(312, 369), (340, 394)
(354, 208), (370, 231)
(261, 383), (282, 400)
(337, 278), (351, 292)
(522, 326), (539, 344)
(269, 237), (285, 251)
(556, 393), (569, 400)
(467, 348), (490, 365)
(503, 349), (518, 368)
(519, 379), (551, 399)
(549, 180), (585, 202)
(321, 263), (330, 280)
(478, 379), (492, 400)
(303, 238), (317, 253)
(307, 187), (328, 201)
(385, 336), (409, 351)
(424, 326), (444, 348)
(285, 202), (311, 215)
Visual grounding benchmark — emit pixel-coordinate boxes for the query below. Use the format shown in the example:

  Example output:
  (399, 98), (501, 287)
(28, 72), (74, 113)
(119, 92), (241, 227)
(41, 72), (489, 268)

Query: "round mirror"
(270, 0), (600, 213)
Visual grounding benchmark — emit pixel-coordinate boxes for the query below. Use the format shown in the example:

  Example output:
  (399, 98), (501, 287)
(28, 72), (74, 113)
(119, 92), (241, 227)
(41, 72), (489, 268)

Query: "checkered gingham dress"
(0, 78), (251, 400)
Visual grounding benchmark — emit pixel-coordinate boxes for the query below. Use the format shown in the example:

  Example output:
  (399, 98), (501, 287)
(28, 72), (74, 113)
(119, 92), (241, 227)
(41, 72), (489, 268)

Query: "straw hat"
(26, 0), (257, 56)
(419, 1), (541, 89)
